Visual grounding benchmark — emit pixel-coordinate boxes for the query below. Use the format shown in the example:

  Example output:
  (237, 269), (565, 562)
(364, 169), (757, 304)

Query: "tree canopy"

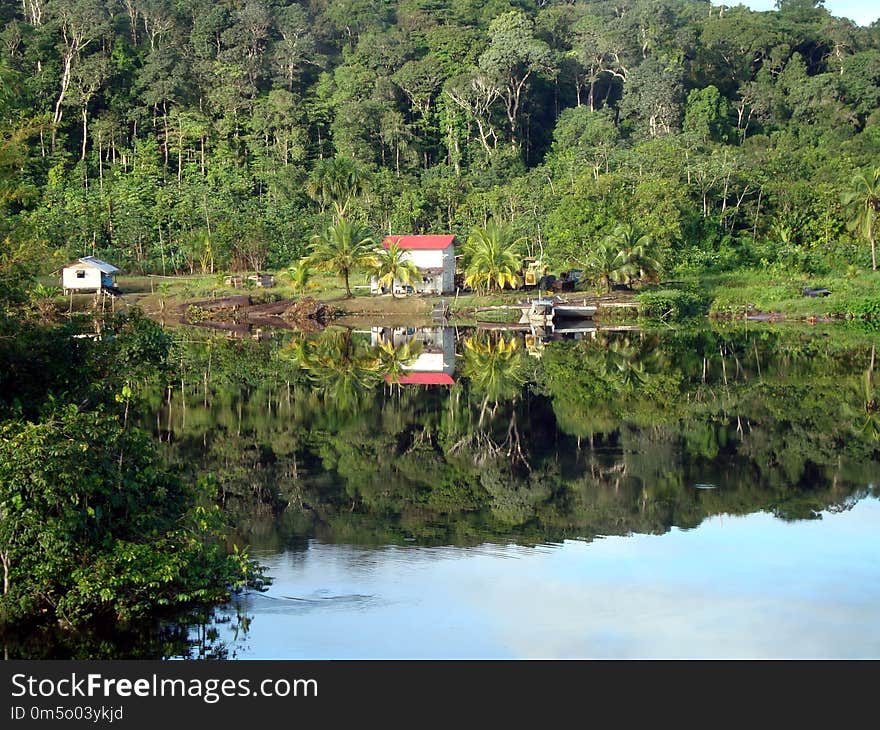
(0, 0), (877, 276)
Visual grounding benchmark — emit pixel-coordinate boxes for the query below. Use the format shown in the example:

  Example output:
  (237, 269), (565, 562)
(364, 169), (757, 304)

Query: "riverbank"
(44, 268), (880, 328)
(63, 273), (640, 328)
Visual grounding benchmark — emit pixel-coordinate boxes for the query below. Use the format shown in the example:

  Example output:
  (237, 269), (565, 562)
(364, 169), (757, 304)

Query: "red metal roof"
(382, 235), (455, 250)
(385, 373), (455, 385)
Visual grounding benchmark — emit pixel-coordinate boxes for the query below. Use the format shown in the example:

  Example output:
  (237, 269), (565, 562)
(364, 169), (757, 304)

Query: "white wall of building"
(370, 246), (455, 295)
(408, 250), (443, 269)
(62, 266), (102, 292)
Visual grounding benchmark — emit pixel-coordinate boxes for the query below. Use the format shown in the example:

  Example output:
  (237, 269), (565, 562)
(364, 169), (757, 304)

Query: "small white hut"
(61, 256), (120, 295)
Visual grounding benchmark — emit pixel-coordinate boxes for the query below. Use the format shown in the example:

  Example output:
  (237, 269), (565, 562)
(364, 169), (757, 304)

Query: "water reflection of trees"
(0, 605), (253, 660)
(148, 325), (879, 548)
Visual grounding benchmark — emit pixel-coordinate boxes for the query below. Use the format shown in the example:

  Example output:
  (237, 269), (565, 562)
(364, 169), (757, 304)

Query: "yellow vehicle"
(522, 257), (549, 288)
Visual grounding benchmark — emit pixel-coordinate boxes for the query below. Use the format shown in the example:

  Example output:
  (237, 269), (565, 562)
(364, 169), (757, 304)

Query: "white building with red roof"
(370, 234), (455, 295)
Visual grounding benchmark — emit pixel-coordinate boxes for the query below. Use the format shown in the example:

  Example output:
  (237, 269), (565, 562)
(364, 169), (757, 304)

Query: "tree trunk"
(80, 104), (90, 161)
(1, 550), (9, 596)
(97, 132), (103, 192)
(344, 270), (352, 298)
(52, 51), (74, 149)
(871, 230), (877, 271)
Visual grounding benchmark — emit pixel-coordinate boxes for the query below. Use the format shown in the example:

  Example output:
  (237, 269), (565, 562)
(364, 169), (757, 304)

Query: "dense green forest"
(2, 0), (880, 648)
(1, 0), (880, 278)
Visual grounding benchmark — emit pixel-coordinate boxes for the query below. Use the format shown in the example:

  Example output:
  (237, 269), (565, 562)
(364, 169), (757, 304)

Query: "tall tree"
(842, 168), (880, 271)
(308, 218), (375, 297)
(619, 57), (684, 138)
(478, 11), (554, 149)
(48, 0), (111, 148)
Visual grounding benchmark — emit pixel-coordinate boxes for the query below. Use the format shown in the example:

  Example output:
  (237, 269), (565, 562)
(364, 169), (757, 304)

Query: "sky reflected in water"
(215, 495), (880, 659)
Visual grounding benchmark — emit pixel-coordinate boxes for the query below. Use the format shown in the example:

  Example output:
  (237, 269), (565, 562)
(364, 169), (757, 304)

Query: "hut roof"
(382, 235), (455, 250)
(65, 256), (120, 274)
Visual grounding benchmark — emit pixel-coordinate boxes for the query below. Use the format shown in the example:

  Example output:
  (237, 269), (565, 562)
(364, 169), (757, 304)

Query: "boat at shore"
(519, 297), (597, 328)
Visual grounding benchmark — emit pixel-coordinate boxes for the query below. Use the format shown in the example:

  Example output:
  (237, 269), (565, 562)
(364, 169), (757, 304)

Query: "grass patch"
(695, 269), (880, 319)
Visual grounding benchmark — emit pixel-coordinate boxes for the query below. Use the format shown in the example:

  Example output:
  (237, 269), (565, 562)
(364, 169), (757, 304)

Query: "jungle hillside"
(0, 0), (879, 292)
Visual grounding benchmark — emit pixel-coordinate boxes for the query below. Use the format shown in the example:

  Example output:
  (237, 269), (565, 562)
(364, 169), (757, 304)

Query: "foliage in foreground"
(0, 310), (267, 629)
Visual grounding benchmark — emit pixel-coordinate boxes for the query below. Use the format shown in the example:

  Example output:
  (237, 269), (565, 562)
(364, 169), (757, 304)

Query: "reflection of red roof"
(385, 373), (455, 385)
(382, 235), (455, 250)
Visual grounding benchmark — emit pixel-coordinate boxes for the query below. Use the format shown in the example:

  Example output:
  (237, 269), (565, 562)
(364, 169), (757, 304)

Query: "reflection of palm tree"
(375, 339), (423, 383)
(462, 333), (528, 405)
(859, 345), (879, 440)
(448, 334), (531, 468)
(599, 334), (656, 392)
(282, 329), (383, 413)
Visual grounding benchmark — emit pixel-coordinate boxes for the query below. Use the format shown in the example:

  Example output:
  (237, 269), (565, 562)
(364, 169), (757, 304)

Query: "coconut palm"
(607, 223), (663, 286)
(307, 218), (376, 298)
(372, 242), (421, 297)
(305, 156), (369, 219)
(859, 345), (879, 441)
(598, 333), (659, 392)
(462, 333), (528, 405)
(585, 238), (631, 293)
(282, 328), (383, 415)
(463, 220), (523, 293)
(283, 259), (314, 295)
(374, 338), (424, 383)
(842, 167), (880, 271)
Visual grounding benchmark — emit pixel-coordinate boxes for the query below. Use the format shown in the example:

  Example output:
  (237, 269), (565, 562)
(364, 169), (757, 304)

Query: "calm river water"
(145, 323), (878, 659)
(212, 499), (880, 658)
(10, 323), (874, 659)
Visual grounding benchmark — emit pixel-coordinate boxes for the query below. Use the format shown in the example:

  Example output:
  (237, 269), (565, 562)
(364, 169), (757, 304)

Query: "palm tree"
(282, 328), (383, 415)
(372, 242), (421, 297)
(462, 333), (528, 405)
(374, 338), (423, 383)
(586, 238), (631, 293)
(305, 156), (369, 220)
(605, 224), (662, 286)
(283, 259), (314, 296)
(178, 228), (214, 274)
(463, 220), (523, 293)
(859, 345), (879, 441)
(308, 218), (376, 298)
(842, 168), (880, 271)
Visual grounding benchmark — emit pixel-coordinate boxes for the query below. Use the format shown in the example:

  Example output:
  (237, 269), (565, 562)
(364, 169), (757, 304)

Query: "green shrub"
(638, 289), (704, 320)
(186, 305), (208, 323)
(846, 296), (880, 319)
